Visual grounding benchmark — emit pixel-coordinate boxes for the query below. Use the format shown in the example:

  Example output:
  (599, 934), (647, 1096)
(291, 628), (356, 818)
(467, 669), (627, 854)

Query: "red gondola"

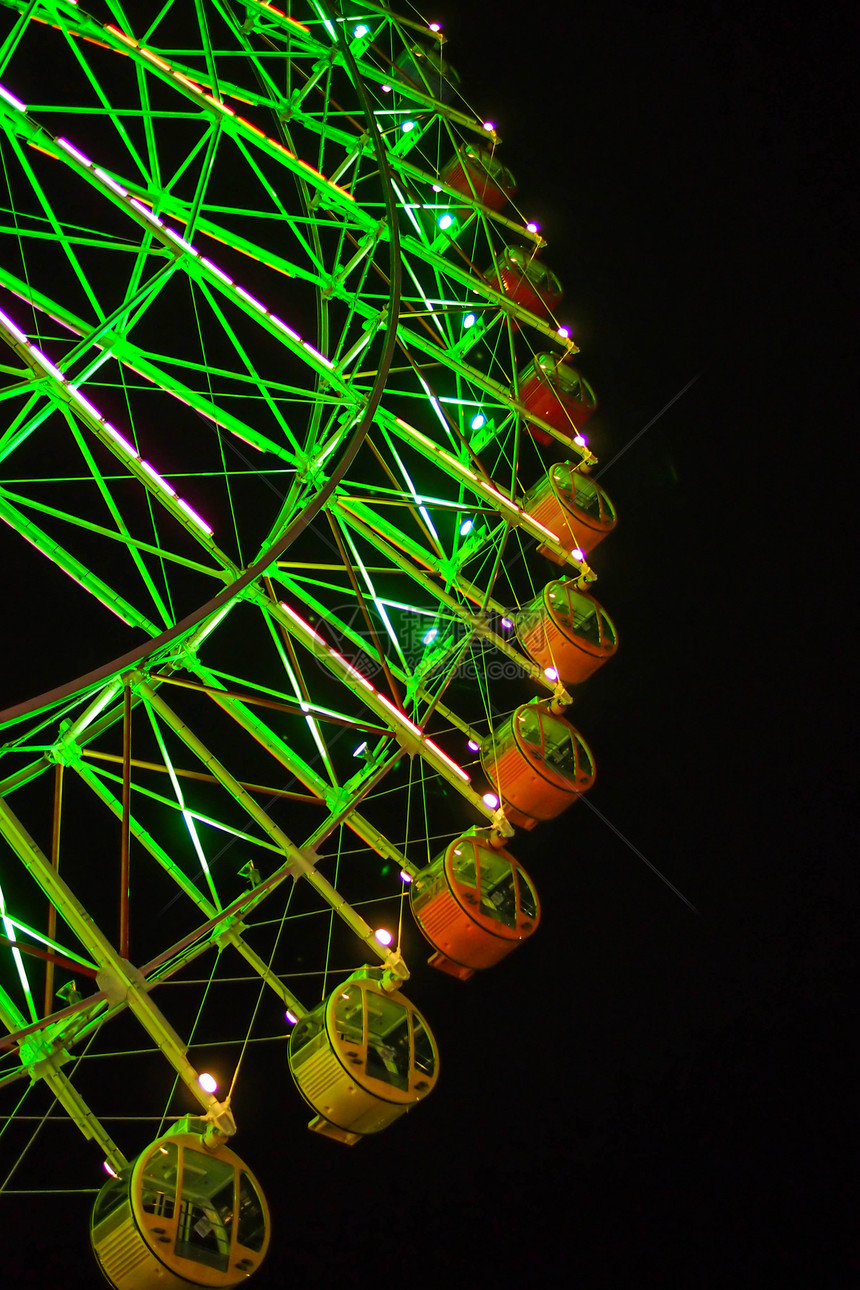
(481, 702), (595, 829)
(516, 580), (618, 684)
(439, 144), (517, 210)
(410, 831), (540, 979)
(394, 43), (460, 104)
(519, 354), (596, 444)
(490, 246), (563, 316)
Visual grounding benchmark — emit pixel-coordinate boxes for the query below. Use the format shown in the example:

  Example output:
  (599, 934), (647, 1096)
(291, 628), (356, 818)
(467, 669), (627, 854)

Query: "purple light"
(500, 616), (513, 631)
(467, 739), (480, 752)
(482, 792), (499, 809)
(526, 221), (539, 233)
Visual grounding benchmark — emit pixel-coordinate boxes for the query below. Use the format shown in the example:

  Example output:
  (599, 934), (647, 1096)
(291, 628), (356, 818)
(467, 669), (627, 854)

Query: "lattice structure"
(0, 4), (617, 1273)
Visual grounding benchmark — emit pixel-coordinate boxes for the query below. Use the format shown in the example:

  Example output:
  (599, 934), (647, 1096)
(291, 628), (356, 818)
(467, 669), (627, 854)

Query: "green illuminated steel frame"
(0, 0), (599, 1192)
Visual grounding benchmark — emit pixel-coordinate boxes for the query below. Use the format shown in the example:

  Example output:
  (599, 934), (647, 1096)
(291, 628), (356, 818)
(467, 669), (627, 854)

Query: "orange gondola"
(288, 968), (438, 1145)
(410, 831), (540, 980)
(523, 462), (618, 560)
(516, 580), (618, 685)
(91, 1117), (270, 1289)
(481, 702), (596, 829)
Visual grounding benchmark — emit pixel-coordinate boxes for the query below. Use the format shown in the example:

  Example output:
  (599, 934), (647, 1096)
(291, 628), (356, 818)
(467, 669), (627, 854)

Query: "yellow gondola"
(91, 1117), (269, 1289)
(288, 967), (438, 1145)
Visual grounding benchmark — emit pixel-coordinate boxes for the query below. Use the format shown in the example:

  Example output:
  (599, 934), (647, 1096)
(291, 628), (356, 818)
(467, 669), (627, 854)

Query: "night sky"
(3, 1), (855, 1286)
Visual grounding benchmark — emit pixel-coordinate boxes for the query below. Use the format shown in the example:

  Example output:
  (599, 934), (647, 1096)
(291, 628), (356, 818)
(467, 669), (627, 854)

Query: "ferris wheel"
(0, 2), (619, 1285)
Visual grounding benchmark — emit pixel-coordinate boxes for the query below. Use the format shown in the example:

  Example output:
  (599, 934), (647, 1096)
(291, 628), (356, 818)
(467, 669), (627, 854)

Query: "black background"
(3, 1), (855, 1285)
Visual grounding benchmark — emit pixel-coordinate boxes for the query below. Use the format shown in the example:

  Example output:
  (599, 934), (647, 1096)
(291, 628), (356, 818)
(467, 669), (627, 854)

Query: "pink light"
(557, 326), (571, 339)
(329, 647), (375, 691)
(235, 284), (267, 313)
(482, 792), (499, 809)
(574, 434), (587, 447)
(164, 227), (197, 255)
(544, 666), (559, 681)
(57, 137), (92, 167)
(176, 497), (214, 535)
(94, 166), (128, 197)
(500, 617), (513, 631)
(425, 736), (470, 782)
(140, 460), (176, 495)
(571, 548), (585, 561)
(129, 198), (163, 227)
(429, 23), (442, 32)
(467, 739), (480, 752)
(301, 340), (333, 370)
(529, 517), (559, 542)
(103, 423), (136, 456)
(68, 388), (101, 420)
(279, 603), (326, 647)
(377, 693), (422, 738)
(269, 314), (301, 343)
(0, 86), (26, 113)
(483, 121), (496, 132)
(526, 221), (539, 233)
(29, 349), (66, 384)
(201, 256), (233, 286)
(0, 308), (27, 344)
